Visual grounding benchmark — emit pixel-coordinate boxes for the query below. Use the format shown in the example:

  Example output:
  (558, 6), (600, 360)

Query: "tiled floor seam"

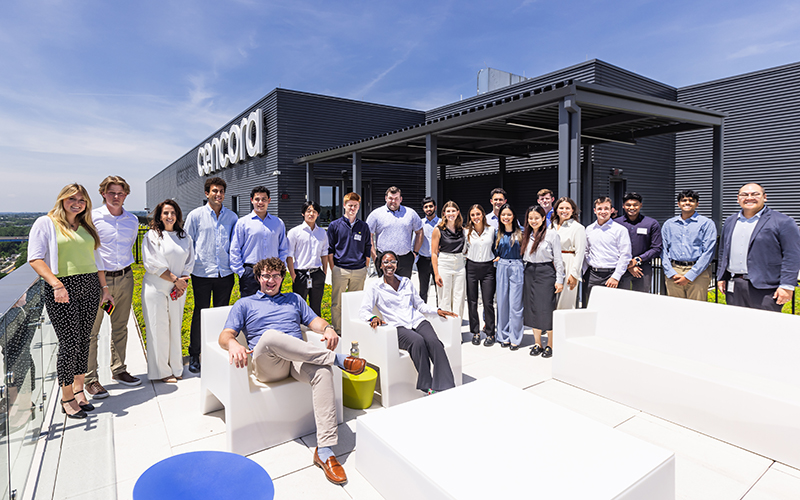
(737, 462), (773, 500)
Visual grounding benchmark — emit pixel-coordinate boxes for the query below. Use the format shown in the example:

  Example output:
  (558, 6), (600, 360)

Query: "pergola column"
(558, 96), (582, 202)
(306, 162), (314, 202)
(352, 152), (362, 218)
(498, 157), (506, 188)
(711, 124), (724, 232)
(426, 134), (438, 198)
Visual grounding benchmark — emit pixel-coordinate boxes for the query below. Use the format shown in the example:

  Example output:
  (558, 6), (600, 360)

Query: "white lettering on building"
(197, 108), (264, 176)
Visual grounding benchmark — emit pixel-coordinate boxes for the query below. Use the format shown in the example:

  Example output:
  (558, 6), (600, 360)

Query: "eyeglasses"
(259, 273), (283, 282)
(382, 260), (398, 266)
(738, 192), (763, 198)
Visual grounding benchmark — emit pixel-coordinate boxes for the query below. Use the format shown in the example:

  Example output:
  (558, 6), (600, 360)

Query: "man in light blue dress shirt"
(661, 189), (717, 301)
(366, 186), (423, 278)
(230, 186), (289, 297)
(184, 177), (238, 373)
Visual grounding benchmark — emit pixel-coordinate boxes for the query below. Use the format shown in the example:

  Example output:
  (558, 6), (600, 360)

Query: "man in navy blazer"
(717, 183), (800, 311)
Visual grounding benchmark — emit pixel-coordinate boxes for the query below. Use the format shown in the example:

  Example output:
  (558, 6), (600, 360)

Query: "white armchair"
(200, 305), (343, 456)
(341, 291), (462, 408)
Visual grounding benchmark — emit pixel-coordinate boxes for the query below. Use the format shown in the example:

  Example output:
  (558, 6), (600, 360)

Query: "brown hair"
(551, 197), (580, 226)
(594, 196), (613, 207)
(464, 204), (486, 241)
(150, 200), (186, 239)
(204, 177), (227, 193)
(98, 175), (131, 196)
(436, 201), (464, 230)
(537, 188), (554, 198)
(253, 257), (286, 278)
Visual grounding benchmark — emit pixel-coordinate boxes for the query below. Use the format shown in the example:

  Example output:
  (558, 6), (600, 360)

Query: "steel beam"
(306, 162), (315, 202)
(711, 124), (724, 232)
(426, 134), (438, 198)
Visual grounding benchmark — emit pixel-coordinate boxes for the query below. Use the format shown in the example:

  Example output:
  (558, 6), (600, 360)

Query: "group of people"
(27, 176), (800, 486)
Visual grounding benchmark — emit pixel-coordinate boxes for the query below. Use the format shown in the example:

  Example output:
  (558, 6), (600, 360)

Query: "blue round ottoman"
(133, 451), (274, 500)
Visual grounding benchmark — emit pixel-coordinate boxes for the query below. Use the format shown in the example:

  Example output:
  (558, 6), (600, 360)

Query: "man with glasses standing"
(184, 177), (238, 374)
(86, 176), (141, 399)
(717, 183), (800, 311)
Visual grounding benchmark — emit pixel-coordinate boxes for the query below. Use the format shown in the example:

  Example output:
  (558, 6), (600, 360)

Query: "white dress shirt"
(485, 212), (499, 230)
(555, 219), (587, 280)
(584, 219), (632, 281)
(359, 277), (439, 329)
(419, 216), (439, 258)
(465, 226), (496, 262)
(92, 204), (139, 272)
(523, 230), (566, 284)
(184, 204), (238, 278)
(287, 222), (329, 269)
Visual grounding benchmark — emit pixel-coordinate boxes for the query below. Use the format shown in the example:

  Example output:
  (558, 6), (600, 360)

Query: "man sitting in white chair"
(359, 251), (457, 395)
(220, 257), (367, 486)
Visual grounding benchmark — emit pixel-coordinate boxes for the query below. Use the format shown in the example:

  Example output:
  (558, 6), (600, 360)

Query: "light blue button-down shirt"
(185, 204), (238, 278)
(366, 205), (423, 255)
(418, 216), (439, 258)
(727, 207), (765, 275)
(230, 211), (289, 276)
(661, 212), (717, 281)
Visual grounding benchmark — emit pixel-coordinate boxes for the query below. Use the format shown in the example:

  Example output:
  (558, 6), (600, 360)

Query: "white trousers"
(142, 275), (186, 380)
(557, 252), (580, 310)
(436, 252), (466, 317)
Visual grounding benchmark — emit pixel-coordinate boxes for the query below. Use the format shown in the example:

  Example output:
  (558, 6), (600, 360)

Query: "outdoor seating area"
(23, 273), (800, 499)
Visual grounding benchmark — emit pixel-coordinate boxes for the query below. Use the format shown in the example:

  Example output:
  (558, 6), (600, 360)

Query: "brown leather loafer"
(342, 356), (366, 376)
(313, 448), (347, 485)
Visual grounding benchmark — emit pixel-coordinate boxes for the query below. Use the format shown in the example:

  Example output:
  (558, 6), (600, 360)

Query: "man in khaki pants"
(86, 176), (141, 399)
(661, 189), (717, 301)
(326, 192), (372, 334)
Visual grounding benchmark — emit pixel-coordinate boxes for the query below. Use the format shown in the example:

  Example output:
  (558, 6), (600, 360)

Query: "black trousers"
(416, 255), (434, 303)
(618, 263), (653, 293)
(466, 260), (496, 335)
(376, 251), (415, 279)
(726, 276), (783, 312)
(396, 320), (456, 392)
(239, 265), (259, 298)
(189, 274), (235, 356)
(292, 268), (326, 316)
(582, 268), (615, 306)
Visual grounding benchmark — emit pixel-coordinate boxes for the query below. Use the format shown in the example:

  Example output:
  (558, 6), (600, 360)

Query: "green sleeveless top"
(56, 222), (98, 276)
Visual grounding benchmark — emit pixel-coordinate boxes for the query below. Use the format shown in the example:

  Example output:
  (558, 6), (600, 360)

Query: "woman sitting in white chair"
(359, 251), (457, 395)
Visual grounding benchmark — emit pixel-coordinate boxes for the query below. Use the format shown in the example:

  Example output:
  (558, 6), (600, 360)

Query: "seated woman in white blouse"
(359, 251), (457, 395)
(142, 200), (195, 383)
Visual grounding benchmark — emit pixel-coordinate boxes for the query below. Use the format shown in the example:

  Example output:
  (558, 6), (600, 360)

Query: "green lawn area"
(132, 263), (333, 356)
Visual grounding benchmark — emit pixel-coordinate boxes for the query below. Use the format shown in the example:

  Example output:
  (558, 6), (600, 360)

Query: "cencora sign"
(197, 108), (264, 176)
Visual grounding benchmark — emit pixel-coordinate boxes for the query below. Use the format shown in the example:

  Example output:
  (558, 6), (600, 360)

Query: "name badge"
(727, 280), (734, 293)
(354, 233), (362, 241)
(637, 227), (648, 235)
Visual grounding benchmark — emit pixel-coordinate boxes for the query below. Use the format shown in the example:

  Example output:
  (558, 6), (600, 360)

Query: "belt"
(295, 268), (322, 274)
(731, 273), (749, 280)
(671, 260), (696, 267)
(105, 265), (132, 278)
(590, 267), (615, 273)
(561, 250), (575, 254)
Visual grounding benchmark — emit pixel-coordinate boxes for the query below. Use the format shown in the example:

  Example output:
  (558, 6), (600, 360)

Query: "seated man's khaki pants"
(252, 330), (338, 447)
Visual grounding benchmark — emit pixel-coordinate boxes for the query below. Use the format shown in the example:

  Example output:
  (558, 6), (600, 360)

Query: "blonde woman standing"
(552, 197), (586, 310)
(430, 201), (466, 317)
(28, 184), (112, 419)
(142, 200), (195, 383)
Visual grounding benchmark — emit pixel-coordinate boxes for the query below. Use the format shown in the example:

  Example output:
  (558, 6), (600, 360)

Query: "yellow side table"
(341, 365), (378, 409)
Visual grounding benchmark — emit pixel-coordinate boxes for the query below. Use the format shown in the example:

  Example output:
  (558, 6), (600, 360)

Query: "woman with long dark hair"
(551, 197), (586, 311)
(464, 204), (496, 345)
(142, 200), (195, 382)
(522, 205), (564, 358)
(28, 183), (112, 419)
(430, 201), (466, 317)
(492, 204), (524, 349)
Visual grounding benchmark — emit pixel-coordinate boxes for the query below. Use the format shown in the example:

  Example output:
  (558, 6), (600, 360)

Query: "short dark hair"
(622, 192), (642, 203)
(301, 200), (322, 215)
(676, 190), (700, 202)
(205, 177), (227, 193)
(490, 188), (507, 199)
(253, 257), (286, 278)
(422, 196), (436, 207)
(386, 186), (401, 196)
(251, 186), (270, 199)
(594, 196), (613, 207)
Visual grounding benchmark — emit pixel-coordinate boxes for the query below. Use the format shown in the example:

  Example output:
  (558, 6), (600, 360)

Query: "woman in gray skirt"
(521, 205), (564, 358)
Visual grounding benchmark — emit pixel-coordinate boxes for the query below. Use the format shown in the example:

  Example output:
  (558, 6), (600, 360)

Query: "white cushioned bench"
(553, 286), (800, 469)
(200, 305), (343, 456)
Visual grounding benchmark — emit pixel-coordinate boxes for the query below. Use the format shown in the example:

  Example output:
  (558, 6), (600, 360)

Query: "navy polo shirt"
(224, 291), (317, 349)
(327, 216), (372, 270)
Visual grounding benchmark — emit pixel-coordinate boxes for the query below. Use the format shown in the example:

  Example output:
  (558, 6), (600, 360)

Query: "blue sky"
(2, 0), (799, 212)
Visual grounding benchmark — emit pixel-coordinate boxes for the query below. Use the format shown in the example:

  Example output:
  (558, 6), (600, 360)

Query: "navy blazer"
(716, 206), (800, 289)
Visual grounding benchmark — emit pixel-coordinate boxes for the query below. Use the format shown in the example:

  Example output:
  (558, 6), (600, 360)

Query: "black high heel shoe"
(73, 390), (95, 412)
(61, 398), (87, 420)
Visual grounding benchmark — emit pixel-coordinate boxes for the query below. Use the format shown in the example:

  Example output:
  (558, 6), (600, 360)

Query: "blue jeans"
(496, 259), (524, 345)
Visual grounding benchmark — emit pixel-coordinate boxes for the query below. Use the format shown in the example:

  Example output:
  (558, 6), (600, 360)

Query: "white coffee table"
(356, 377), (674, 500)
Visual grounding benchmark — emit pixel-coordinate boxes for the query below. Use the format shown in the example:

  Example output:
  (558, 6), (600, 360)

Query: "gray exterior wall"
(677, 61), (800, 224)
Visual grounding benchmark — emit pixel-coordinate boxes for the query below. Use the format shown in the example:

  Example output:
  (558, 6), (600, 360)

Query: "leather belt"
(731, 273), (749, 280)
(105, 265), (132, 278)
(561, 250), (575, 254)
(671, 260), (696, 267)
(590, 267), (615, 273)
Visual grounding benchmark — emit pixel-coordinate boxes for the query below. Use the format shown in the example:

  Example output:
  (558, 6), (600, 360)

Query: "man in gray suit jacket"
(717, 183), (800, 311)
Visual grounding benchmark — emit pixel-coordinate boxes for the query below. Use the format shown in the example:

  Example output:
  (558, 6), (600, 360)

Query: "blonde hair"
(98, 175), (131, 196)
(48, 183), (101, 249)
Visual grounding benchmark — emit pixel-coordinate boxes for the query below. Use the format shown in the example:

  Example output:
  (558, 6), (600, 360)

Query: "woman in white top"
(522, 205), (564, 358)
(430, 201), (466, 318)
(463, 204), (496, 345)
(142, 200), (195, 382)
(552, 197), (587, 311)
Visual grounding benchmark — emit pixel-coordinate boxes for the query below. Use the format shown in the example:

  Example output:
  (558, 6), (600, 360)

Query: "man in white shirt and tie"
(583, 197), (632, 305)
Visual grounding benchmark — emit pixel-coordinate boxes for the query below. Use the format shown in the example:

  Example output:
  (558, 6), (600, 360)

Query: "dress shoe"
(73, 390), (95, 412)
(342, 356), (366, 376)
(472, 333), (481, 345)
(313, 448), (347, 485)
(542, 346), (553, 358)
(188, 355), (201, 374)
(483, 335), (495, 347)
(112, 371), (142, 387)
(530, 344), (543, 356)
